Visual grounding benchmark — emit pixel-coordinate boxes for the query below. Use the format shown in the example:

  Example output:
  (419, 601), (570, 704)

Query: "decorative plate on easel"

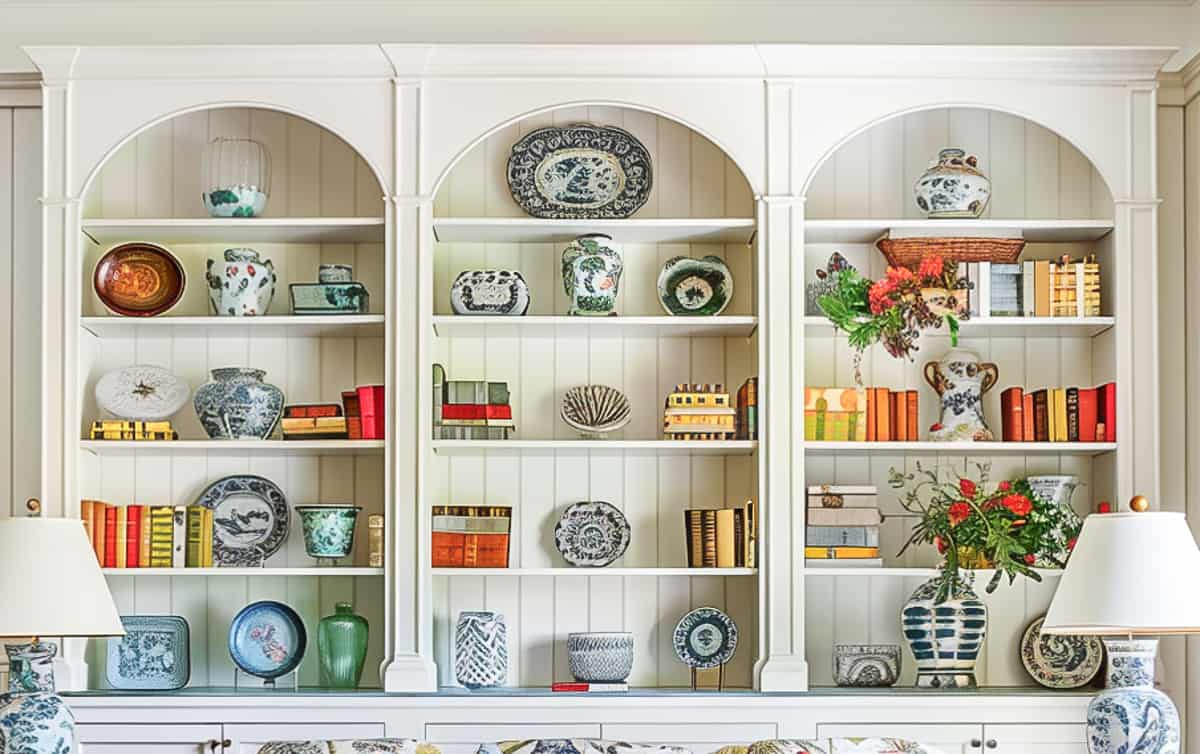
(228, 600), (307, 680)
(672, 606), (738, 669)
(194, 474), (289, 566)
(1020, 614), (1104, 689)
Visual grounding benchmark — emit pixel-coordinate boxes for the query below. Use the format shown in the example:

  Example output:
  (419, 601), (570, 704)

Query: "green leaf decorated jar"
(295, 504), (362, 561)
(562, 234), (622, 316)
(318, 602), (369, 688)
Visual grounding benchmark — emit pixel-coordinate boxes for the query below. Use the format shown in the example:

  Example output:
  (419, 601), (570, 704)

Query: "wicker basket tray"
(876, 236), (1026, 268)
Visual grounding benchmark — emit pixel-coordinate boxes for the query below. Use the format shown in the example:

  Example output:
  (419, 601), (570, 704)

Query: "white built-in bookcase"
(28, 44), (1167, 697)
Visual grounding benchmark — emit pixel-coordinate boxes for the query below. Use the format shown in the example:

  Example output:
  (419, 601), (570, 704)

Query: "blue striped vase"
(900, 575), (988, 688)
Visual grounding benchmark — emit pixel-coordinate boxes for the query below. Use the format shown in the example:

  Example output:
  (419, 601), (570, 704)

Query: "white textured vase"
(454, 611), (508, 689)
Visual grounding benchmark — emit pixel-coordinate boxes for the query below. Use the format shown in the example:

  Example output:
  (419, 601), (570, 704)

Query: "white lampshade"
(1042, 510), (1200, 635)
(0, 517), (124, 638)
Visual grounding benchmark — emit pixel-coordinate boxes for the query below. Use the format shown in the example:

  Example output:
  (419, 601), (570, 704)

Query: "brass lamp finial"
(1130, 495), (1150, 513)
(24, 497), (41, 516)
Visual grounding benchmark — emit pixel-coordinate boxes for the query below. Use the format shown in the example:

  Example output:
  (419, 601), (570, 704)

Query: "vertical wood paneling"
(431, 109), (758, 688)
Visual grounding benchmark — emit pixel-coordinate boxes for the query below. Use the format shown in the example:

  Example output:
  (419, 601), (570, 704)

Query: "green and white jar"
(562, 234), (622, 316)
(295, 505), (362, 560)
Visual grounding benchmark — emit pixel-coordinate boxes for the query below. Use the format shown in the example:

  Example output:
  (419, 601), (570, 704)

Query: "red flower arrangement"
(890, 462), (1082, 601)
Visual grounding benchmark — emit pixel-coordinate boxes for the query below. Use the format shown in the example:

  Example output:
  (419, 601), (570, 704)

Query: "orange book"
(866, 390), (877, 442)
(893, 392), (908, 442)
(906, 390), (919, 440)
(1023, 393), (1035, 441)
(874, 388), (891, 441)
(80, 501), (95, 561)
(432, 531), (466, 567)
(467, 533), (511, 568)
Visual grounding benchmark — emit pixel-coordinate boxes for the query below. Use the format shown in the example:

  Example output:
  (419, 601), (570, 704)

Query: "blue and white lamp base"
(1087, 639), (1180, 754)
(0, 641), (74, 754)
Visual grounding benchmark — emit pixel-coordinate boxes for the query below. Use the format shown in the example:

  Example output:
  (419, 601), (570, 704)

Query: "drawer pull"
(985, 741), (997, 750)
(970, 740), (982, 750)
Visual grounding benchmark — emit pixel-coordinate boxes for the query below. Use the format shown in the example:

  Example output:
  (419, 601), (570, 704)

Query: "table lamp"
(1042, 495), (1200, 754)
(0, 499), (124, 754)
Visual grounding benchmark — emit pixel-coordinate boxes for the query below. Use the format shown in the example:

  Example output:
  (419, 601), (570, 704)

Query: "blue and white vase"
(900, 575), (988, 688)
(1087, 639), (1180, 754)
(295, 505), (362, 560)
(913, 148), (991, 218)
(193, 367), (284, 440)
(454, 611), (508, 689)
(1, 643), (74, 754)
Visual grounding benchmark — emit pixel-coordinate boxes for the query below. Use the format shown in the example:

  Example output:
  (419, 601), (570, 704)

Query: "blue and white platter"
(1020, 614), (1104, 689)
(553, 500), (631, 567)
(195, 474), (289, 567)
(506, 124), (653, 219)
(105, 615), (191, 691)
(228, 600), (307, 680)
(673, 606), (738, 670)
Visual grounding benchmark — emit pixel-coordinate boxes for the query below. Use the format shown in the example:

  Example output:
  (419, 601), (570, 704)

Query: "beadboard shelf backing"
(433, 316), (758, 339)
(79, 440), (386, 456)
(802, 567), (1064, 578)
(804, 315), (1114, 339)
(81, 315), (386, 339)
(433, 567), (757, 577)
(805, 441), (1117, 456)
(81, 217), (385, 245)
(803, 219), (1114, 245)
(431, 440), (759, 456)
(101, 567), (384, 576)
(433, 217), (756, 245)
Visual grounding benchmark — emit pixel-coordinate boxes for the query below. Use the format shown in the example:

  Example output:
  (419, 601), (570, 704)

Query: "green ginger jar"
(318, 602), (369, 688)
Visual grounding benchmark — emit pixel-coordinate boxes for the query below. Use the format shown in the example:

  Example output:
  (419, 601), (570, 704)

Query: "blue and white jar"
(295, 505), (362, 559)
(1, 643), (74, 754)
(193, 367), (284, 440)
(900, 576), (988, 688)
(454, 611), (508, 689)
(1087, 639), (1180, 754)
(913, 148), (991, 218)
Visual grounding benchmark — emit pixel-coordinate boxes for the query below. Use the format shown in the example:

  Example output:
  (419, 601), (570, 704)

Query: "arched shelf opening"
(426, 104), (762, 691)
(799, 106), (1120, 691)
(74, 105), (392, 691)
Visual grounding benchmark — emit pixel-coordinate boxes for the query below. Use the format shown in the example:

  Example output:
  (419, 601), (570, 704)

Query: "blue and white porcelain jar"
(454, 611), (508, 689)
(913, 148), (991, 218)
(1087, 639), (1180, 754)
(295, 505), (362, 560)
(900, 576), (988, 688)
(193, 367), (284, 440)
(1, 642), (74, 754)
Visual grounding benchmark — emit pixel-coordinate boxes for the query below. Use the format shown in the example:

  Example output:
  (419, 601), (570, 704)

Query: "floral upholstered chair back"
(747, 739), (944, 754)
(258, 740), (439, 754)
(477, 742), (690, 754)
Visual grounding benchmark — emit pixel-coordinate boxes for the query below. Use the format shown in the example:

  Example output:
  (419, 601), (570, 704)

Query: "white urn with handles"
(924, 347), (999, 442)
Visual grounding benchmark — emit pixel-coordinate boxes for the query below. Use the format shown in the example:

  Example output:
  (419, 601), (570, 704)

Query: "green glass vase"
(318, 602), (369, 688)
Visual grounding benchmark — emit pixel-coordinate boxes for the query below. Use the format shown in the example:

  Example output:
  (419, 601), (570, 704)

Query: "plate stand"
(234, 668), (299, 692)
(690, 663), (727, 692)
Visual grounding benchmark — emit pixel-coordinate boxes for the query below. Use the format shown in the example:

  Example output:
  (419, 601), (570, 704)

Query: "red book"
(342, 390), (361, 417)
(1077, 387), (1098, 443)
(893, 392), (908, 442)
(346, 416), (363, 440)
(1097, 382), (1117, 442)
(126, 506), (141, 568)
(441, 404), (515, 421)
(906, 390), (919, 440)
(1000, 387), (1024, 442)
(552, 682), (591, 692)
(357, 385), (385, 416)
(103, 506), (118, 568)
(866, 390), (876, 442)
(284, 403), (342, 418)
(1032, 389), (1050, 442)
(1022, 393), (1035, 441)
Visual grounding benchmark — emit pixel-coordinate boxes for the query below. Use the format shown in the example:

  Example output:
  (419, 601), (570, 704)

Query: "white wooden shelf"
(432, 440), (758, 455)
(803, 218), (1115, 244)
(81, 217), (386, 245)
(433, 217), (756, 245)
(803, 566), (1065, 578)
(102, 567), (384, 577)
(804, 314), (1114, 338)
(81, 315), (386, 338)
(433, 315), (757, 339)
(80, 440), (385, 456)
(433, 567), (757, 577)
(805, 441), (1117, 456)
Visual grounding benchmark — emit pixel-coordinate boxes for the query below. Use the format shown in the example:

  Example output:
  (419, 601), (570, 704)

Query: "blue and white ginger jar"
(193, 367), (284, 440)
(1087, 639), (1180, 754)
(900, 575), (988, 688)
(913, 148), (991, 218)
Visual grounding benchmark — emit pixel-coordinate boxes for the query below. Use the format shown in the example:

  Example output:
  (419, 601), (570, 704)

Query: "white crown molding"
(0, 72), (40, 106)
(22, 43), (1177, 85)
(1178, 47), (1200, 102)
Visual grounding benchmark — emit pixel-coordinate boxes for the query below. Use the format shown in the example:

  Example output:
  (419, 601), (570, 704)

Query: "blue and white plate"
(553, 500), (631, 567)
(1020, 614), (1104, 689)
(228, 600), (307, 680)
(105, 615), (190, 691)
(195, 474), (289, 567)
(507, 124), (652, 219)
(673, 606), (738, 670)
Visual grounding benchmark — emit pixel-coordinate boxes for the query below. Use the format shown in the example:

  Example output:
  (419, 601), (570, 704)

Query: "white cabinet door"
(983, 723), (1088, 754)
(602, 723), (779, 754)
(224, 723), (387, 754)
(77, 723), (224, 754)
(816, 723), (983, 754)
(425, 723), (604, 754)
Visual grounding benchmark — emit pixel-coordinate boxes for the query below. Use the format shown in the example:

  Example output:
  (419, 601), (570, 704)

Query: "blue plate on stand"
(228, 600), (307, 680)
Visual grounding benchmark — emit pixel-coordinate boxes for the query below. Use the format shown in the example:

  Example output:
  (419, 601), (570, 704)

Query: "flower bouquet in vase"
(890, 463), (1081, 688)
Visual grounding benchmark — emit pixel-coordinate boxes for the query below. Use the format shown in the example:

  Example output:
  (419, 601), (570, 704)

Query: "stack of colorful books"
(975, 256), (1102, 318)
(664, 383), (736, 440)
(431, 505), (512, 567)
(282, 403), (348, 440)
(343, 385), (385, 440)
(88, 420), (177, 441)
(432, 365), (515, 440)
(80, 501), (214, 568)
(684, 501), (756, 568)
(1000, 383), (1117, 442)
(735, 377), (758, 441)
(804, 387), (919, 442)
(804, 485), (882, 567)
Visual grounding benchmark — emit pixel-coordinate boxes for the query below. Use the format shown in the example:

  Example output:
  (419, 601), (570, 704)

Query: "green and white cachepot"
(295, 505), (362, 561)
(562, 234), (622, 316)
(900, 575), (988, 688)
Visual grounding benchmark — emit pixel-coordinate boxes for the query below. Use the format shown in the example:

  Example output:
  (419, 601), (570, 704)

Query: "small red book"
(1097, 382), (1117, 442)
(906, 390), (919, 440)
(1032, 389), (1050, 442)
(1022, 393), (1035, 441)
(342, 390), (361, 416)
(126, 506), (141, 568)
(441, 404), (515, 421)
(103, 506), (118, 568)
(357, 384), (384, 416)
(1000, 387), (1024, 442)
(1077, 387), (1098, 443)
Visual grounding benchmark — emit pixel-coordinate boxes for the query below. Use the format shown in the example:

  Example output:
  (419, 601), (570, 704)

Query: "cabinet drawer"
(602, 723), (777, 748)
(78, 723), (224, 753)
(425, 724), (603, 743)
(816, 724), (981, 754)
(984, 723), (1088, 753)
